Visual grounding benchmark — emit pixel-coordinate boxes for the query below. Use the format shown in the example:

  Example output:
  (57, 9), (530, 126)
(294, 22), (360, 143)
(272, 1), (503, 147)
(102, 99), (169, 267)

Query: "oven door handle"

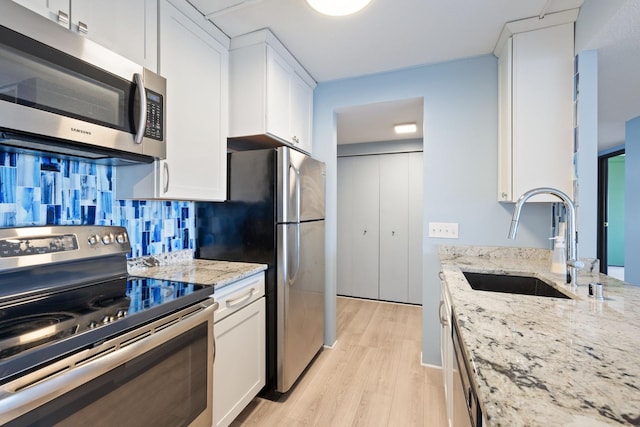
(0, 299), (217, 425)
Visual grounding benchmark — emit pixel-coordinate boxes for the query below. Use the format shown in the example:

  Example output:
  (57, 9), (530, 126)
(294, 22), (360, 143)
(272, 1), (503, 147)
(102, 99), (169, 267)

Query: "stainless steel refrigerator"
(196, 147), (325, 396)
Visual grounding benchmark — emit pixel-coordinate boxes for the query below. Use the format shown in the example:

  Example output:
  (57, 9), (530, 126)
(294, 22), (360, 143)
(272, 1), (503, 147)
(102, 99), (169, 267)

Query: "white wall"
(313, 54), (551, 366)
(575, 50), (599, 259)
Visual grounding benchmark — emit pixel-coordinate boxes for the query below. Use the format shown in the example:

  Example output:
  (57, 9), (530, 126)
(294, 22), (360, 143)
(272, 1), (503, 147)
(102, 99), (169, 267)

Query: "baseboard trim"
(420, 352), (443, 369)
(324, 340), (337, 349)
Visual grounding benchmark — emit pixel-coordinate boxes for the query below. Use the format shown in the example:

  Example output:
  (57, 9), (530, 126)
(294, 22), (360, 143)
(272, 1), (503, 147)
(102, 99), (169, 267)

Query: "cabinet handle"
(163, 162), (170, 193)
(501, 192), (508, 199)
(57, 10), (69, 26)
(392, 231), (395, 236)
(363, 229), (367, 235)
(225, 287), (256, 308)
(77, 21), (88, 34)
(439, 300), (449, 326)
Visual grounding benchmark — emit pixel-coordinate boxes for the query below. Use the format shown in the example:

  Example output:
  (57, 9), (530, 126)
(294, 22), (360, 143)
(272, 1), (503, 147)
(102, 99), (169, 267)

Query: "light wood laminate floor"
(230, 296), (447, 427)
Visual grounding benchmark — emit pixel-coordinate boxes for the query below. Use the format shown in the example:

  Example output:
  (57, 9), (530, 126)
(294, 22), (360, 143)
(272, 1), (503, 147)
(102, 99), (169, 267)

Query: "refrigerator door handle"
(289, 224), (300, 286)
(290, 162), (302, 223)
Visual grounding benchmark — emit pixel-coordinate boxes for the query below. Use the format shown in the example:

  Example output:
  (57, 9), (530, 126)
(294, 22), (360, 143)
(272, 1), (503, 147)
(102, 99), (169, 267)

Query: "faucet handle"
(568, 260), (585, 269)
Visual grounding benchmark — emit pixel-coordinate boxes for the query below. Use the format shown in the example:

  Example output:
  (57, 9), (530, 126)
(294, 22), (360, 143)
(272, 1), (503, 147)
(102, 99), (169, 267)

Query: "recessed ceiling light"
(394, 123), (417, 134)
(306, 0), (372, 17)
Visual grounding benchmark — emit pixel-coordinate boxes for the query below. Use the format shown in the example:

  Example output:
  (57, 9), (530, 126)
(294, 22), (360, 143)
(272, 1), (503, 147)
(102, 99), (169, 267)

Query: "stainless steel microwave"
(0, 2), (166, 165)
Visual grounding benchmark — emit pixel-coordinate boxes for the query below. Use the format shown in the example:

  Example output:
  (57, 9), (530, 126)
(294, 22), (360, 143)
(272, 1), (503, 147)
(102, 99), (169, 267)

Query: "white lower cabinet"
(440, 276), (453, 427)
(213, 273), (266, 427)
(337, 152), (423, 304)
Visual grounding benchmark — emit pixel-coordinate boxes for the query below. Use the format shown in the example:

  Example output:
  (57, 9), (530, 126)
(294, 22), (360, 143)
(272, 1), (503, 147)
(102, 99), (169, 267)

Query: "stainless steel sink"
(462, 271), (571, 299)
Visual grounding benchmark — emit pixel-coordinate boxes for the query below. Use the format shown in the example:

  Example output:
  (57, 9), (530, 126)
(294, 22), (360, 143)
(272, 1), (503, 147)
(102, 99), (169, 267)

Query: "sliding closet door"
(337, 156), (380, 299)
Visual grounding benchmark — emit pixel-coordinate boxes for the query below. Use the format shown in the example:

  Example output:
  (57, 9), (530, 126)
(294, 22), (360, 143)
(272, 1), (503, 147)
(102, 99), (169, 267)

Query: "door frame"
(597, 148), (625, 274)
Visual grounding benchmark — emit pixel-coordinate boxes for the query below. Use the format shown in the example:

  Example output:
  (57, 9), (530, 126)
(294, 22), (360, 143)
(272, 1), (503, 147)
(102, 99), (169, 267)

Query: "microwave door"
(0, 3), (166, 162)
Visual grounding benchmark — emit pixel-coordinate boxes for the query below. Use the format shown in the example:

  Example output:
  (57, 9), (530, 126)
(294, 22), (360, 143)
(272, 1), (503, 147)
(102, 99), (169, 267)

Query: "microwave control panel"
(144, 90), (164, 141)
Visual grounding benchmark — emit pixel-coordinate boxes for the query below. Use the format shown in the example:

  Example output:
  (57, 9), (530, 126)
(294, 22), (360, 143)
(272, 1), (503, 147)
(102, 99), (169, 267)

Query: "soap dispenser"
(550, 235), (566, 275)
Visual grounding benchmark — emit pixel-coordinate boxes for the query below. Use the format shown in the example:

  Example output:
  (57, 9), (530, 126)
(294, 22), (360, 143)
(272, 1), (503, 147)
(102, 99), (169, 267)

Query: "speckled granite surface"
(439, 245), (640, 427)
(128, 249), (267, 291)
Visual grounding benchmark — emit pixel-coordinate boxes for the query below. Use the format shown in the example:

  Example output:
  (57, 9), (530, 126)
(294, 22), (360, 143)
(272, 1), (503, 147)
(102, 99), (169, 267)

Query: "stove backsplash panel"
(0, 151), (195, 257)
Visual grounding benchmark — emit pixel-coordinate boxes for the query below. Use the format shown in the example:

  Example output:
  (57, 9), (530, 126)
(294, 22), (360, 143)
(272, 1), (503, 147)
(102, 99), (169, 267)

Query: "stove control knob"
(88, 321), (98, 329)
(101, 315), (113, 324)
(88, 235), (100, 246)
(116, 309), (127, 319)
(102, 233), (114, 245)
(116, 233), (128, 244)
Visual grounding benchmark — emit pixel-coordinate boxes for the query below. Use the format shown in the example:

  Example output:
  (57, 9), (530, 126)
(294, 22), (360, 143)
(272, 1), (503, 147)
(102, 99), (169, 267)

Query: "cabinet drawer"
(214, 273), (265, 322)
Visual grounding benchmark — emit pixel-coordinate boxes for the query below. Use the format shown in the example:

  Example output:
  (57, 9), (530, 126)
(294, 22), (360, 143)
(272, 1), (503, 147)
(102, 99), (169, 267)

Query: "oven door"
(0, 299), (217, 427)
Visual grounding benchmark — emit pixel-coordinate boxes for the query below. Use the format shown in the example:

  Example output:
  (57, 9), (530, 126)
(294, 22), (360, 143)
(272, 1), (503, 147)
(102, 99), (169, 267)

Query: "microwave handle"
(133, 73), (147, 144)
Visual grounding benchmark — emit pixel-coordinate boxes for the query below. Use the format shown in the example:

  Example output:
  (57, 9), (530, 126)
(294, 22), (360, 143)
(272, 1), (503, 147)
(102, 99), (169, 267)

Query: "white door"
(379, 153), (409, 302)
(337, 156), (380, 299)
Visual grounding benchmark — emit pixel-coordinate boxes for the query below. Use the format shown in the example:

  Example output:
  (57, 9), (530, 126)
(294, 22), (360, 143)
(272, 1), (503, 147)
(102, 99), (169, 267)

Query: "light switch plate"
(428, 222), (459, 239)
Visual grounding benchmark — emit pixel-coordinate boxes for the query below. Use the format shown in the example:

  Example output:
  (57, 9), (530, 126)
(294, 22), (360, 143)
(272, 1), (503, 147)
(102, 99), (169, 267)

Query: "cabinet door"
(214, 297), (266, 427)
(70, 0), (158, 71)
(379, 153), (409, 303)
(497, 37), (513, 202)
(266, 47), (292, 143)
(440, 283), (453, 427)
(407, 152), (423, 304)
(290, 71), (313, 153)
(158, 0), (228, 200)
(337, 156), (380, 299)
(11, 0), (70, 26)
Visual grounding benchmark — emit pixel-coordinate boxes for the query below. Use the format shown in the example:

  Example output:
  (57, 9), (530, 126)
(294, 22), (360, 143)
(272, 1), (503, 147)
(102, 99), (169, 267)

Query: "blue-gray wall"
(313, 54), (552, 366)
(0, 151), (195, 258)
(625, 116), (640, 284)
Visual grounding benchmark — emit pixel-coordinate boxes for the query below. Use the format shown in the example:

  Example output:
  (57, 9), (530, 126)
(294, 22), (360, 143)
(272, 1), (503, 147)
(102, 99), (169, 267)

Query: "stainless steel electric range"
(0, 225), (216, 427)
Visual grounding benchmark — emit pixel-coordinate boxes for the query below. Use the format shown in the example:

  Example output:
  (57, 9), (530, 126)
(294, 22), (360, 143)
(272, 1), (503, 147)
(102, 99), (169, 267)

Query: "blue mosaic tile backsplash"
(0, 151), (194, 258)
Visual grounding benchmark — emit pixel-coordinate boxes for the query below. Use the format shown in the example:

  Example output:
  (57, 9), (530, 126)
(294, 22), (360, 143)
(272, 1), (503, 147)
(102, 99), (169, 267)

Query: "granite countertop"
(128, 249), (267, 292)
(439, 245), (640, 427)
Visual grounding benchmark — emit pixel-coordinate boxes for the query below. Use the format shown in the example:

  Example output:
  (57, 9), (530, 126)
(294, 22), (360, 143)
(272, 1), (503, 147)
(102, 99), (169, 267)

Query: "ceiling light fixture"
(394, 123), (417, 134)
(306, 0), (372, 17)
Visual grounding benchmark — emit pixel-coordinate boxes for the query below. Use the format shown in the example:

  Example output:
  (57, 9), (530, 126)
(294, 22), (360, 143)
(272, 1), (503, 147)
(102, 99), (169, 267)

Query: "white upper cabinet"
(290, 71), (314, 154)
(496, 10), (577, 203)
(12, 0), (157, 71)
(116, 0), (229, 201)
(228, 29), (316, 154)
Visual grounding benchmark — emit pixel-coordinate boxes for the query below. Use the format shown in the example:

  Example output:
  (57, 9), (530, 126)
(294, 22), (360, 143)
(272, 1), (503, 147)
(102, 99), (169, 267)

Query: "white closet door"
(337, 156), (355, 297)
(379, 153), (409, 303)
(408, 152), (423, 304)
(337, 156), (380, 299)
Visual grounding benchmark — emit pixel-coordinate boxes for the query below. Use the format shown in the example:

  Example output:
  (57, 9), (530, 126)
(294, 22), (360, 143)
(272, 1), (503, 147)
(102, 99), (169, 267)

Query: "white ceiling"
(188, 0), (638, 149)
(577, 0), (640, 150)
(335, 98), (424, 145)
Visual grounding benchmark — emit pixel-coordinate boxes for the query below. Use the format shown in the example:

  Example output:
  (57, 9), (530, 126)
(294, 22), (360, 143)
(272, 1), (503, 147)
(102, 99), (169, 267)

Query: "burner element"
(0, 313), (78, 360)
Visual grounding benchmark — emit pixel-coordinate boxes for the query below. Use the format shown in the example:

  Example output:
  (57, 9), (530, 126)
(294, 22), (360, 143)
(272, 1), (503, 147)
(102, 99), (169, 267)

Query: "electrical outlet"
(428, 222), (459, 239)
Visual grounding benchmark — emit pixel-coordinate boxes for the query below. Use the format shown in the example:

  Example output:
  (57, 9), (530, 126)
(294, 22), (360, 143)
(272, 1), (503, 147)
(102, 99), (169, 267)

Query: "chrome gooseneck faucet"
(508, 187), (582, 288)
